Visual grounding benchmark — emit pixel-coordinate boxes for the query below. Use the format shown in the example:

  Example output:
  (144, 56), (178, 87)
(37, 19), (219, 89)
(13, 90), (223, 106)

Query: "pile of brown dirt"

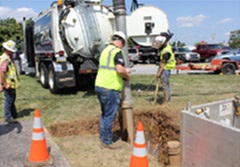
(48, 119), (99, 137)
(133, 105), (180, 165)
(48, 104), (180, 165)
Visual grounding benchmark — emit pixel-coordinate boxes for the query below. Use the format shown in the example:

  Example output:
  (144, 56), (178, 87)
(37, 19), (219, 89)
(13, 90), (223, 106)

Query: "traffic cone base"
(130, 156), (148, 167)
(25, 155), (53, 167)
(28, 140), (49, 162)
(129, 121), (149, 167)
(25, 109), (54, 166)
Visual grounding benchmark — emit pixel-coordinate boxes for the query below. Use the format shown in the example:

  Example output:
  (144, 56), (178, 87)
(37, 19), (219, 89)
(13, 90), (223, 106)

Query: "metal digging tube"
(113, 0), (134, 145)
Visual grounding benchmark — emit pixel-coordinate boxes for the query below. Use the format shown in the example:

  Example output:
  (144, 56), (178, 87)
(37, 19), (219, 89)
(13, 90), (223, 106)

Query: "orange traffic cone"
(129, 121), (148, 167)
(25, 109), (53, 166)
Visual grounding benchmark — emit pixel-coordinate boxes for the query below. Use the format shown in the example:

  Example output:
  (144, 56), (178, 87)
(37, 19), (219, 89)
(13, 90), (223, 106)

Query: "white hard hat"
(155, 36), (166, 45)
(2, 40), (17, 52)
(113, 31), (126, 44)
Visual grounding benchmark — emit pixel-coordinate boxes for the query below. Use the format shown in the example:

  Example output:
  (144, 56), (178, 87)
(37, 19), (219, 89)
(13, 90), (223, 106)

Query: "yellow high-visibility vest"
(0, 53), (20, 89)
(160, 44), (176, 70)
(95, 45), (123, 91)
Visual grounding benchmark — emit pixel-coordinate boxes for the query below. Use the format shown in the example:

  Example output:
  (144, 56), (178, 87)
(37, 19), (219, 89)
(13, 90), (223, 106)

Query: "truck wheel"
(39, 63), (49, 88)
(149, 57), (156, 64)
(221, 63), (236, 75)
(48, 64), (59, 94)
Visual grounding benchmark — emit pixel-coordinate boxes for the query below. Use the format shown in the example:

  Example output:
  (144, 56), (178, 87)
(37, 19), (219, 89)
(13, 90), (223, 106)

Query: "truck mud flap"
(55, 71), (76, 88)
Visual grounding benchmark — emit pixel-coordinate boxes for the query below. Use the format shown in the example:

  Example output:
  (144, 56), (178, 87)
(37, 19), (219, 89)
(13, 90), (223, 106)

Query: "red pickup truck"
(192, 43), (226, 62)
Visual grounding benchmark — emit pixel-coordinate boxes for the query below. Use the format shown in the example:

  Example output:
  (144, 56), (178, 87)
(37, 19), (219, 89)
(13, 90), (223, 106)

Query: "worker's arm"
(114, 51), (131, 81)
(157, 62), (165, 78)
(116, 64), (130, 81)
(157, 52), (171, 78)
(0, 59), (10, 90)
(0, 71), (10, 89)
(0, 70), (3, 92)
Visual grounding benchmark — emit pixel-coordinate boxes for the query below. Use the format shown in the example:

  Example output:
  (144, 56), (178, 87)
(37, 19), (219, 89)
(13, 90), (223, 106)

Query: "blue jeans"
(160, 70), (171, 102)
(4, 88), (18, 120)
(95, 86), (120, 145)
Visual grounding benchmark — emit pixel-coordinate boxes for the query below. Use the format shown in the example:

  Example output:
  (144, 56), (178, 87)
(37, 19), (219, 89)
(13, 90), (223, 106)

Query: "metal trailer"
(176, 58), (239, 75)
(181, 98), (240, 167)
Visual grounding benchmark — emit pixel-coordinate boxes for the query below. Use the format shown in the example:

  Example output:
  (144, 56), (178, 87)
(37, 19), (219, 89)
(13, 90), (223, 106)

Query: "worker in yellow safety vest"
(95, 31), (130, 149)
(0, 40), (20, 124)
(156, 33), (176, 103)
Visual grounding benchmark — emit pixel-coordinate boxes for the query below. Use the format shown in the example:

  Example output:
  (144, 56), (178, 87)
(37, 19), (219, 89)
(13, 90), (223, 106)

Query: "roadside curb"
(0, 120), (71, 167)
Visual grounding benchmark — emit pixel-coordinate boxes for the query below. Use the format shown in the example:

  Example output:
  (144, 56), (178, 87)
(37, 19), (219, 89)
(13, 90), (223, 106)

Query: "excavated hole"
(48, 105), (180, 165)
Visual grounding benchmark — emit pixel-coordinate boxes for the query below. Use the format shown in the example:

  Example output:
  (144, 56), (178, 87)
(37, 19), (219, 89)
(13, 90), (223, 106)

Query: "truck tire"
(48, 64), (59, 94)
(221, 63), (236, 75)
(39, 63), (49, 88)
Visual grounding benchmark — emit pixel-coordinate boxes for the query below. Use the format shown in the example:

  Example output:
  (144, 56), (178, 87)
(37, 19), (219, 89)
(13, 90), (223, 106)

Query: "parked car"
(221, 46), (231, 53)
(184, 45), (196, 51)
(193, 43), (224, 62)
(214, 49), (240, 63)
(138, 47), (157, 64)
(128, 47), (139, 64)
(232, 48), (240, 54)
(172, 47), (200, 62)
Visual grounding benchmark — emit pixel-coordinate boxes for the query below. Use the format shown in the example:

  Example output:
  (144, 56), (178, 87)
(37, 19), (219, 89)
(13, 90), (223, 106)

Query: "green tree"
(0, 18), (23, 53)
(228, 29), (240, 49)
(194, 41), (207, 47)
(171, 41), (186, 47)
(128, 37), (136, 48)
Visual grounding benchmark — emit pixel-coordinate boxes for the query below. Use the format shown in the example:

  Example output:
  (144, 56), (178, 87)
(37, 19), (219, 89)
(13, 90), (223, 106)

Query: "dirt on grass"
(48, 104), (180, 166)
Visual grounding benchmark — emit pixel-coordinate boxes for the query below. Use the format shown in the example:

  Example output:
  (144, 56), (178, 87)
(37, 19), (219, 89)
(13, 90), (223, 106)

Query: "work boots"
(100, 141), (122, 150)
(163, 90), (170, 103)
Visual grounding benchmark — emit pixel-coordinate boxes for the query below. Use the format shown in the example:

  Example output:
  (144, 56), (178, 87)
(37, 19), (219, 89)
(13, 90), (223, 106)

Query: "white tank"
(126, 6), (169, 47)
(61, 3), (115, 58)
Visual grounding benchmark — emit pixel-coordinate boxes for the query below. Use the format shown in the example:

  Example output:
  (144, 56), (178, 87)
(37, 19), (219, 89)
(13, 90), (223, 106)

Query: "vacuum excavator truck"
(24, 0), (115, 93)
(23, 0), (169, 93)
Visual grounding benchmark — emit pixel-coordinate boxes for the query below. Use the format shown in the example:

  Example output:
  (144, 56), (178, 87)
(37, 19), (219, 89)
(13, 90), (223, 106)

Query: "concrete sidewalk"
(0, 120), (71, 167)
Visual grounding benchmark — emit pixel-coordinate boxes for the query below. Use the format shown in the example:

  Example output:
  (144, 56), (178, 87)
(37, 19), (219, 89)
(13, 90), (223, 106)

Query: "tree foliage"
(0, 18), (23, 53)
(228, 29), (240, 49)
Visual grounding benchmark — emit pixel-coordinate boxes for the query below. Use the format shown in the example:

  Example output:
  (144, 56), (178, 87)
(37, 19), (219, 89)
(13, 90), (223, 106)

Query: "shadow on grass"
(18, 108), (35, 118)
(35, 79), (96, 96)
(131, 83), (156, 92)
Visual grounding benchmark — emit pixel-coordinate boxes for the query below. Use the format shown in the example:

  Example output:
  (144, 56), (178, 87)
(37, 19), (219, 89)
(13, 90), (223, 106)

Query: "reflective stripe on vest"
(0, 53), (20, 89)
(95, 45), (123, 91)
(160, 44), (176, 70)
(98, 47), (117, 71)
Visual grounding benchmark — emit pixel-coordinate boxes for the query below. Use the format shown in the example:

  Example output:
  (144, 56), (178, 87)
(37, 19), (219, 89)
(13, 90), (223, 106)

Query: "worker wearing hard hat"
(95, 31), (130, 149)
(155, 33), (176, 103)
(0, 40), (20, 124)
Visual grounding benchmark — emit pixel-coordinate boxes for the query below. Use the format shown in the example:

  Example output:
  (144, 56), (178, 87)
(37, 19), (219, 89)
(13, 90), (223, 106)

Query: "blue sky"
(0, 0), (239, 46)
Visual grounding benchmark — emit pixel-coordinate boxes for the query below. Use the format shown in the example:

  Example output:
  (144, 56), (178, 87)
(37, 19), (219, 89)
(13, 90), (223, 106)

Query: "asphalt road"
(131, 64), (214, 75)
(0, 120), (71, 167)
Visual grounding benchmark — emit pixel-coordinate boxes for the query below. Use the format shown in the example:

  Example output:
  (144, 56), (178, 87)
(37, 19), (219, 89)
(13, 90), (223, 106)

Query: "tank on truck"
(126, 5), (170, 64)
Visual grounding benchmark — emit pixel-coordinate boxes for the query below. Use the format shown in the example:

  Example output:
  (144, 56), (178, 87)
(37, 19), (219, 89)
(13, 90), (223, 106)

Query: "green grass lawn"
(0, 74), (239, 125)
(0, 73), (239, 167)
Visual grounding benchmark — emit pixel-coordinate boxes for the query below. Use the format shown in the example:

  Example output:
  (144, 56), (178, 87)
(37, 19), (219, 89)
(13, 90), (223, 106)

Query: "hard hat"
(155, 35), (166, 45)
(2, 40), (17, 52)
(113, 31), (126, 44)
